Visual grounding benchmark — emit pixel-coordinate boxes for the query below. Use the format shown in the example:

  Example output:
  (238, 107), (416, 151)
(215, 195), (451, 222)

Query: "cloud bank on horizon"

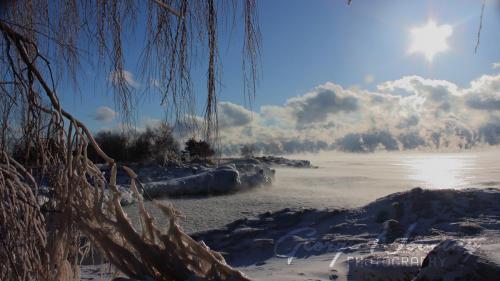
(98, 69), (500, 155)
(211, 71), (500, 154)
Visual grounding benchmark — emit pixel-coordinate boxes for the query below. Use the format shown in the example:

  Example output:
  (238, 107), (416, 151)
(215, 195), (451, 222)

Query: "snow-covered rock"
(82, 188), (500, 280)
(99, 159), (274, 199)
(413, 239), (500, 281)
(144, 165), (241, 197)
(193, 188), (500, 269)
(254, 156), (316, 168)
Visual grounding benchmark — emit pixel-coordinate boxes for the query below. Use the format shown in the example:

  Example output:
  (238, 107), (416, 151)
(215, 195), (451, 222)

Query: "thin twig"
(475, 0), (486, 54)
(150, 0), (183, 18)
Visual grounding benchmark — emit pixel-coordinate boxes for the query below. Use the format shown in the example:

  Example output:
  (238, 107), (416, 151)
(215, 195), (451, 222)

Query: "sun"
(408, 20), (453, 62)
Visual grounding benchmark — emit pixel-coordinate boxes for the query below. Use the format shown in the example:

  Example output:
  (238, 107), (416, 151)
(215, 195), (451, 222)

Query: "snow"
(143, 165), (242, 197)
(413, 239), (500, 280)
(81, 187), (500, 280)
(253, 156), (316, 168)
(81, 151), (500, 280)
(190, 187), (500, 280)
(99, 160), (275, 201)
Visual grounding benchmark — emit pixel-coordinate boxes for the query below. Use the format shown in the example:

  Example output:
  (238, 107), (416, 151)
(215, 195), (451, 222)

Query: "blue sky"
(59, 0), (500, 150)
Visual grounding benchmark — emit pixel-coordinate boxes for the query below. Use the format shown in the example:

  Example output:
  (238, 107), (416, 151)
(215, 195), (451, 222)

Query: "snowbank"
(192, 187), (500, 279)
(100, 160), (275, 199)
(414, 239), (500, 281)
(254, 156), (316, 168)
(82, 188), (500, 280)
(145, 165), (242, 197)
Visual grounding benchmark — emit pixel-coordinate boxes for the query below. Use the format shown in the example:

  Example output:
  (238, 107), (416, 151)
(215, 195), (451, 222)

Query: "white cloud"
(215, 72), (500, 152)
(493, 62), (500, 69)
(108, 70), (140, 88)
(465, 74), (500, 111)
(285, 83), (359, 124)
(218, 102), (253, 128)
(142, 117), (163, 128)
(98, 72), (500, 152)
(377, 75), (460, 99)
(92, 106), (117, 122)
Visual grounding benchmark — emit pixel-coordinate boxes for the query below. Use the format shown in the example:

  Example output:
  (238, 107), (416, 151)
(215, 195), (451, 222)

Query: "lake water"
(130, 149), (500, 233)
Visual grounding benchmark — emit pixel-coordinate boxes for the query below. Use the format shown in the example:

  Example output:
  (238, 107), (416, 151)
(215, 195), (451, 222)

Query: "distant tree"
(184, 138), (215, 159)
(240, 144), (255, 158)
(88, 131), (129, 162)
(151, 123), (181, 161)
(88, 123), (180, 164)
(129, 122), (180, 164)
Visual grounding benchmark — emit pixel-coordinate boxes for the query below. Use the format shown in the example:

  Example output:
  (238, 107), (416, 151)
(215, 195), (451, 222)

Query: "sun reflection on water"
(398, 154), (477, 189)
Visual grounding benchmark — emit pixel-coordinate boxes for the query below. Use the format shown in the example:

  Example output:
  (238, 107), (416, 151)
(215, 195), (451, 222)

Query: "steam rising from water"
(130, 150), (500, 233)
(196, 74), (500, 154)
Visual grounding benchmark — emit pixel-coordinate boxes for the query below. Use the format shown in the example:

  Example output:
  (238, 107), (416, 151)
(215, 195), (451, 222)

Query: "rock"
(454, 221), (484, 235)
(413, 239), (500, 281)
(379, 219), (402, 244)
(254, 156), (316, 168)
(144, 165), (241, 197)
(375, 209), (389, 223)
(113, 277), (156, 281)
(193, 188), (500, 269)
(392, 201), (404, 220)
(99, 159), (274, 200)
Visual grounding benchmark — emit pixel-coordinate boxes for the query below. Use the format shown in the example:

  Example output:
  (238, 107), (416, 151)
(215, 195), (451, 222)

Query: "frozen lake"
(128, 149), (500, 233)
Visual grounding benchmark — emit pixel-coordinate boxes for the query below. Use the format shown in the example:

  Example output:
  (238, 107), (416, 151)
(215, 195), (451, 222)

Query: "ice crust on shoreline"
(82, 177), (500, 280)
(191, 187), (500, 280)
(99, 158), (276, 200)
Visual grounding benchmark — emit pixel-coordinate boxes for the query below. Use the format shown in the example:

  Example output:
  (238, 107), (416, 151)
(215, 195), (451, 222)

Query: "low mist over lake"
(132, 149), (500, 233)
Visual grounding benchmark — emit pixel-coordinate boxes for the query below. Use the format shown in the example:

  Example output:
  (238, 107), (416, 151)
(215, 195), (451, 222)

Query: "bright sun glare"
(408, 20), (453, 62)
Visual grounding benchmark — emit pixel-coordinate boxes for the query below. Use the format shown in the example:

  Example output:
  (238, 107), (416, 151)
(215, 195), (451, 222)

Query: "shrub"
(184, 138), (215, 159)
(129, 123), (180, 164)
(240, 144), (255, 158)
(88, 131), (128, 163)
(88, 122), (180, 164)
(12, 137), (61, 166)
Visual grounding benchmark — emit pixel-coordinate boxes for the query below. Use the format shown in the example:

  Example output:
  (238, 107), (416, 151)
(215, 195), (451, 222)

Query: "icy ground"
(82, 187), (500, 280)
(190, 187), (500, 280)
(82, 150), (500, 280)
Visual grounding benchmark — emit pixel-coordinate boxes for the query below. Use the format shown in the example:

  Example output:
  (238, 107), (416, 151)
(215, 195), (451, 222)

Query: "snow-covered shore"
(99, 158), (276, 201)
(253, 156), (317, 168)
(189, 187), (500, 280)
(82, 187), (500, 280)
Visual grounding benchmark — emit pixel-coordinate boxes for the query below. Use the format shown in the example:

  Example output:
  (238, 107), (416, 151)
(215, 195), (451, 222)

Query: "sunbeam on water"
(397, 154), (477, 189)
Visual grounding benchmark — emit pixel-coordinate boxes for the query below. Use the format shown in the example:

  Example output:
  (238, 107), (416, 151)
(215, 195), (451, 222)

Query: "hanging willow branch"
(151, 0), (183, 18)
(0, 18), (252, 281)
(0, 1), (260, 280)
(1, 0), (260, 141)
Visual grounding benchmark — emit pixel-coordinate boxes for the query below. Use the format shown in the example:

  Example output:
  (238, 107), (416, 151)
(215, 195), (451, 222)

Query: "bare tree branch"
(475, 0), (487, 53)
(151, 0), (183, 18)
